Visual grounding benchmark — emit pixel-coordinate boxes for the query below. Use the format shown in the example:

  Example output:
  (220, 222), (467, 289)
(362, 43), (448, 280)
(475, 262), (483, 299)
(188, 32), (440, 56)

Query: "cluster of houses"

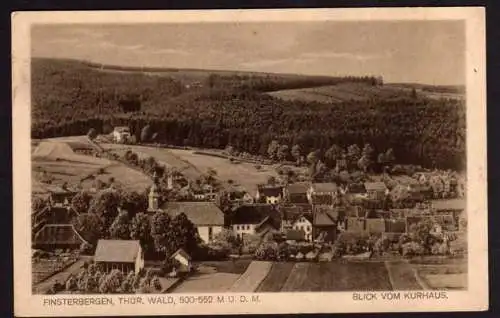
(32, 171), (465, 276)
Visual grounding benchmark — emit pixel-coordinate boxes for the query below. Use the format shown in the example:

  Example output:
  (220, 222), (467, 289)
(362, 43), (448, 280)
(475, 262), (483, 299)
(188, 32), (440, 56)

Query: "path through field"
(229, 261), (273, 292)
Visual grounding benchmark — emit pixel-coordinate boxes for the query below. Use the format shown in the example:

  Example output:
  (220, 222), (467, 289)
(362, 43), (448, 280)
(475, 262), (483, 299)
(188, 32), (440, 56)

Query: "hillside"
(31, 58), (466, 170)
(267, 82), (464, 103)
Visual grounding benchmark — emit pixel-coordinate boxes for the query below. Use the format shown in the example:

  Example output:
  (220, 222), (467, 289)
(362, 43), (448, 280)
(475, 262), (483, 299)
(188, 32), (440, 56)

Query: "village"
(31, 128), (467, 295)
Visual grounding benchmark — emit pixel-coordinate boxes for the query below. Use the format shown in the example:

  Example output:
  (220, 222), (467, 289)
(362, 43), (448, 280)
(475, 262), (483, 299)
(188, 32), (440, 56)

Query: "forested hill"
(31, 58), (466, 170)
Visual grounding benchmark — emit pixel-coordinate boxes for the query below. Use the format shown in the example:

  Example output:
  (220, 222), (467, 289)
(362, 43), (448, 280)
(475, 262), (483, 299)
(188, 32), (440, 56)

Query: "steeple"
(148, 171), (160, 212)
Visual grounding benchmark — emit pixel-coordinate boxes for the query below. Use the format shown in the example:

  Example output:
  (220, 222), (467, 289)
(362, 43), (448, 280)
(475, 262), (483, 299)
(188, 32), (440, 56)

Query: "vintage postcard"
(12, 8), (487, 316)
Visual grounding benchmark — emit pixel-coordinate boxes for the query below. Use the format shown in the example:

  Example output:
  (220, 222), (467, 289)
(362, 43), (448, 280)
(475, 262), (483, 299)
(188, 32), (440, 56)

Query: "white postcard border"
(12, 7), (488, 316)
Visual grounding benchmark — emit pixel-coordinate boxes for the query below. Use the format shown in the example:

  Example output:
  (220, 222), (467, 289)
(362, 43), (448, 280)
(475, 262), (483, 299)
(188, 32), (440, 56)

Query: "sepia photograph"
(13, 8), (487, 316)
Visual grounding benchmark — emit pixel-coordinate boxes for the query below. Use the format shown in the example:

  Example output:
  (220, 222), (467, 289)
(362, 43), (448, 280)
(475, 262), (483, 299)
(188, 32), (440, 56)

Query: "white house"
(113, 126), (131, 143)
(307, 183), (338, 205)
(256, 185), (283, 204)
(94, 240), (144, 274)
(290, 214), (313, 242)
(161, 202), (224, 243)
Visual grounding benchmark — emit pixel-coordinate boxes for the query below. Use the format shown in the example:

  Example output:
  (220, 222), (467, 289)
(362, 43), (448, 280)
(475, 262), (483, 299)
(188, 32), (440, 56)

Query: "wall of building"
(197, 225), (222, 243)
(233, 224), (256, 238)
(292, 218), (313, 241)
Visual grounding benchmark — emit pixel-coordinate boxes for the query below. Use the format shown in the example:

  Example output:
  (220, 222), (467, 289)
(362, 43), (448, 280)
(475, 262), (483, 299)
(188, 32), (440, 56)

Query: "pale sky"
(31, 21), (465, 85)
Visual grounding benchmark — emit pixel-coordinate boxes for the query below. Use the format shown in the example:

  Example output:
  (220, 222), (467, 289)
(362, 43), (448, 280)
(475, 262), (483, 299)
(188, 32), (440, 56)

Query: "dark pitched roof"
(286, 182), (310, 195)
(232, 204), (279, 225)
(286, 229), (305, 241)
(348, 183), (367, 194)
(257, 185), (283, 197)
(161, 202), (224, 226)
(313, 209), (337, 226)
(311, 194), (334, 205)
(94, 240), (141, 263)
(314, 205), (342, 222)
(33, 224), (88, 246)
(280, 204), (313, 221)
(364, 182), (387, 192)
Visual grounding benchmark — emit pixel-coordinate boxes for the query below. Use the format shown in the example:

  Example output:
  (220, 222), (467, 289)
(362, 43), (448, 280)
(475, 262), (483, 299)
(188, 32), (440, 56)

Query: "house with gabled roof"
(364, 181), (388, 200)
(256, 185), (283, 204)
(230, 204), (280, 239)
(289, 214), (313, 242)
(33, 224), (88, 250)
(161, 202), (225, 243)
(312, 206), (338, 243)
(170, 248), (192, 273)
(307, 182), (338, 205)
(94, 239), (144, 274)
(284, 182), (310, 204)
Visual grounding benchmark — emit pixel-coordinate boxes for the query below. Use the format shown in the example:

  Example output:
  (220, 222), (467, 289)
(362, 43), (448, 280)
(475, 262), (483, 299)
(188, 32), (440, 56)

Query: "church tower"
(148, 171), (160, 212)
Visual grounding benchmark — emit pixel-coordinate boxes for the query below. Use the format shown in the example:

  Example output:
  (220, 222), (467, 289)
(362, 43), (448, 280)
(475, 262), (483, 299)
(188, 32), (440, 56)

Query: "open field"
(256, 262), (296, 292)
(102, 144), (204, 181)
(385, 261), (423, 290)
(280, 262), (393, 292)
(169, 149), (279, 193)
(267, 83), (464, 103)
(412, 259), (467, 290)
(32, 139), (152, 193)
(103, 143), (280, 194)
(171, 272), (241, 293)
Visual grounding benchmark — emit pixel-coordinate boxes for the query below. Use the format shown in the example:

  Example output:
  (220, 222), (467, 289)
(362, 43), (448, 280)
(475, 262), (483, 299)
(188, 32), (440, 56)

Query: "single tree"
(71, 191), (92, 214)
(109, 211), (131, 240)
(324, 144), (342, 167)
(130, 212), (153, 255)
(276, 144), (290, 162)
(267, 140), (280, 160)
(151, 211), (173, 254)
(88, 189), (122, 232)
(347, 144), (361, 169)
(291, 144), (302, 165)
(141, 125), (152, 143)
(87, 128), (98, 140)
(73, 213), (105, 245)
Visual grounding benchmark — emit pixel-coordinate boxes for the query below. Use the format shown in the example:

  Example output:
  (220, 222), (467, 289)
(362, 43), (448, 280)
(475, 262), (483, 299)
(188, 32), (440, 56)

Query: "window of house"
(208, 226), (213, 241)
(236, 225), (240, 230)
(307, 226), (310, 232)
(246, 225), (250, 230)
(301, 226), (304, 231)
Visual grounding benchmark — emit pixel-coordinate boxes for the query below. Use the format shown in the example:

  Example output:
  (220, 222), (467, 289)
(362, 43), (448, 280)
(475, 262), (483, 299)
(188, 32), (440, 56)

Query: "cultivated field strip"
(384, 261), (423, 290)
(171, 273), (241, 293)
(228, 261), (273, 292)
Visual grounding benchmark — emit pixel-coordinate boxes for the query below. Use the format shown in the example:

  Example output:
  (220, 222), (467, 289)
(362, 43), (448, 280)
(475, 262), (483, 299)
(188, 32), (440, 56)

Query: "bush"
(79, 242), (94, 255)
(401, 242), (425, 257)
(254, 241), (279, 261)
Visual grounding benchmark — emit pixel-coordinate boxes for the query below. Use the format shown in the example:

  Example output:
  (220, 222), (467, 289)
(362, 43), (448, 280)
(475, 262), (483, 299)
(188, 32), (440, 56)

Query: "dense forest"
(31, 58), (466, 170)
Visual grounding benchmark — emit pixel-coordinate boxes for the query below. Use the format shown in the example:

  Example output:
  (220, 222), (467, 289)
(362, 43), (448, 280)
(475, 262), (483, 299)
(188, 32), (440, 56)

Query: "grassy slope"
(268, 82), (465, 103)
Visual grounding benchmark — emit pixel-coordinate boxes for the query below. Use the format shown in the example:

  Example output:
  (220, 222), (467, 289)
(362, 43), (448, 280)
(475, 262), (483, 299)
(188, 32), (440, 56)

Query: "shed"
(94, 240), (144, 274)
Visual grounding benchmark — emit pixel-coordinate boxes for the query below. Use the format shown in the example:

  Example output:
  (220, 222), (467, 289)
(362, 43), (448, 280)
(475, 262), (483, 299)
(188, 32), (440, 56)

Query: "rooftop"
(231, 204), (280, 225)
(286, 182), (310, 194)
(161, 202), (224, 226)
(311, 183), (338, 193)
(257, 185), (283, 197)
(94, 240), (141, 263)
(364, 182), (387, 192)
